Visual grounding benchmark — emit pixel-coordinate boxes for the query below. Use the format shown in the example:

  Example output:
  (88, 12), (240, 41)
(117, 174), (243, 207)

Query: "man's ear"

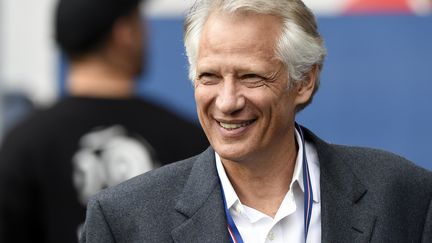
(110, 17), (134, 48)
(294, 65), (317, 106)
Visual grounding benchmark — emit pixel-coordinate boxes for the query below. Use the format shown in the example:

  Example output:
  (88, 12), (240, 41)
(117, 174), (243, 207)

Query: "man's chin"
(214, 146), (250, 164)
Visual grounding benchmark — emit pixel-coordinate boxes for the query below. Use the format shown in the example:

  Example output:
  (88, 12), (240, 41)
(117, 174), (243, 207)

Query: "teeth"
(219, 120), (253, 129)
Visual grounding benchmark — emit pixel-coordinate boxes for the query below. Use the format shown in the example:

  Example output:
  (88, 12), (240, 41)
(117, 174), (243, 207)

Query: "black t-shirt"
(0, 96), (209, 243)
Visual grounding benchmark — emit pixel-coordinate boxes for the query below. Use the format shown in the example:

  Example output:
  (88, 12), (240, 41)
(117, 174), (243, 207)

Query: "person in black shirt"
(0, 0), (208, 242)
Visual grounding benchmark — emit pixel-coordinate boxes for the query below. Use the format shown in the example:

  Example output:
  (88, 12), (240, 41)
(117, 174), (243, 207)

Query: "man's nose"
(215, 79), (245, 115)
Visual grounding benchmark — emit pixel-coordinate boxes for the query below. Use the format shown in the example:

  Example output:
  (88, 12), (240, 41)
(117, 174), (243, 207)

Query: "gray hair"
(184, 0), (326, 110)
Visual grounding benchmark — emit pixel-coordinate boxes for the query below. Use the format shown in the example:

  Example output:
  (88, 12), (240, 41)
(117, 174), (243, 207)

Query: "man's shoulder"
(304, 126), (430, 177)
(0, 104), (62, 149)
(334, 144), (429, 173)
(328, 143), (432, 190)
(83, 152), (207, 237)
(304, 127), (432, 190)
(91, 154), (200, 208)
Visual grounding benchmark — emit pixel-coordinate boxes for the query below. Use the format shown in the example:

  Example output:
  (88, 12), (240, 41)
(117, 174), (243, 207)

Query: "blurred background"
(0, 0), (431, 170)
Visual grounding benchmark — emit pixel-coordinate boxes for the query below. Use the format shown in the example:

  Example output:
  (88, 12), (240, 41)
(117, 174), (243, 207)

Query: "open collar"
(170, 126), (377, 243)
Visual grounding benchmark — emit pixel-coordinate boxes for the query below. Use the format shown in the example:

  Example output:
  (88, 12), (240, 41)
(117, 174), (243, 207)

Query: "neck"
(221, 134), (298, 218)
(67, 57), (135, 99)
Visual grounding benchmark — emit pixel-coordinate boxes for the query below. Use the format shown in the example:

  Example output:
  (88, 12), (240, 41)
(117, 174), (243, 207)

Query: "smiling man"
(81, 0), (432, 242)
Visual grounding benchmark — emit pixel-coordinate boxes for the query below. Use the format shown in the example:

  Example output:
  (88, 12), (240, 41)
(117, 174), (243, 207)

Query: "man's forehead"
(202, 10), (282, 34)
(199, 11), (281, 52)
(196, 55), (280, 72)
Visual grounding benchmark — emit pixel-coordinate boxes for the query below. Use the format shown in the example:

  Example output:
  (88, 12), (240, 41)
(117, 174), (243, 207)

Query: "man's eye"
(241, 74), (265, 87)
(242, 74), (264, 81)
(197, 73), (220, 85)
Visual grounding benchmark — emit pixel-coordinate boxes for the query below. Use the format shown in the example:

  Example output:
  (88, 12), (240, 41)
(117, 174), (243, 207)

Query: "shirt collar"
(290, 129), (321, 203)
(290, 128), (304, 193)
(215, 127), (320, 212)
(305, 139), (321, 203)
(215, 153), (239, 209)
(293, 128), (321, 203)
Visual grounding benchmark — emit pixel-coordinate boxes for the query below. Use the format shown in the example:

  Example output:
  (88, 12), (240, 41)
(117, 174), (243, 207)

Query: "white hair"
(184, 0), (327, 110)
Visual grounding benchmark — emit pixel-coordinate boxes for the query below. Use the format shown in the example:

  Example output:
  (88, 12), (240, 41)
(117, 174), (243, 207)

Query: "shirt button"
(268, 231), (275, 241)
(235, 204), (242, 214)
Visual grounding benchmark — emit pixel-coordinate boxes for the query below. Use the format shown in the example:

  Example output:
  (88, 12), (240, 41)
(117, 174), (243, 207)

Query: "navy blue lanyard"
(220, 123), (314, 243)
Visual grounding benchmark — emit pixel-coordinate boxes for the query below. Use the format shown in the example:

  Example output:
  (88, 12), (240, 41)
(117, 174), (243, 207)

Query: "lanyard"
(220, 123), (314, 243)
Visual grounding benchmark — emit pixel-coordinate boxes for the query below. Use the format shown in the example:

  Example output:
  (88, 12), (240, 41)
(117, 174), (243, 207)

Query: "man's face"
(194, 11), (305, 163)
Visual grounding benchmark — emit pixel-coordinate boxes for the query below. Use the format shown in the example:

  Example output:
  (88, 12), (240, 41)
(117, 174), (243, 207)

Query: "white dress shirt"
(215, 128), (321, 243)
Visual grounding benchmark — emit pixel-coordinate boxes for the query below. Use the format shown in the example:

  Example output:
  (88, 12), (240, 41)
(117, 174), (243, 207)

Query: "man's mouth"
(218, 120), (256, 130)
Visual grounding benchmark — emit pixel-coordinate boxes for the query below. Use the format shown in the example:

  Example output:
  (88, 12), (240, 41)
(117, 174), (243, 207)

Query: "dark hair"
(55, 0), (141, 57)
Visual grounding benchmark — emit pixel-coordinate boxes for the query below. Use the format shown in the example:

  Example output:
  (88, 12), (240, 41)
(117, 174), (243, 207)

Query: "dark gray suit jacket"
(81, 128), (432, 242)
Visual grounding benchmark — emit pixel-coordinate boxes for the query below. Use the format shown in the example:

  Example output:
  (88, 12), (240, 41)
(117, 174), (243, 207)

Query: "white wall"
(0, 0), (58, 107)
(143, 0), (348, 17)
(0, 0), (3, 139)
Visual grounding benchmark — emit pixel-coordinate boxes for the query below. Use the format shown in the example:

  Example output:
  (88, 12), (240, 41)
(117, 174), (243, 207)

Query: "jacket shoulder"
(83, 154), (202, 241)
(333, 144), (431, 180)
(326, 144), (432, 205)
(305, 126), (432, 194)
(94, 154), (198, 205)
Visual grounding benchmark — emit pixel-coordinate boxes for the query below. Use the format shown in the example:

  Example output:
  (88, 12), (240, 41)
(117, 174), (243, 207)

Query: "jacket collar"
(171, 147), (230, 242)
(302, 126), (376, 243)
(171, 127), (377, 242)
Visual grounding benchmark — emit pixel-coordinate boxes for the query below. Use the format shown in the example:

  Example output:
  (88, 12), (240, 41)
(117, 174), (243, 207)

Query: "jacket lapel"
(171, 147), (230, 242)
(304, 128), (377, 243)
(170, 128), (377, 242)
